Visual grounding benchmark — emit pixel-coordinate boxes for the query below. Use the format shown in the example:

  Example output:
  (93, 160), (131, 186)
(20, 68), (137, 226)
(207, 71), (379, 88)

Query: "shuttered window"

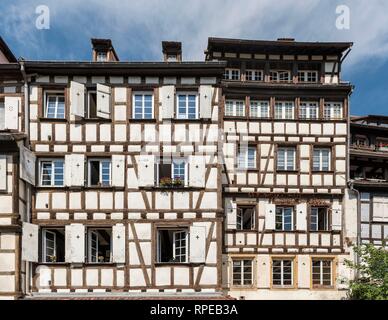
(310, 207), (329, 231)
(275, 207), (293, 231)
(45, 92), (65, 119)
(40, 159), (64, 186)
(88, 159), (111, 186)
(177, 93), (198, 119)
(133, 92), (153, 119)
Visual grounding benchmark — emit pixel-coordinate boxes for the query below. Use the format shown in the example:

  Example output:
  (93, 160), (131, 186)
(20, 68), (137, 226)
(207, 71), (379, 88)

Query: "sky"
(0, 0), (387, 116)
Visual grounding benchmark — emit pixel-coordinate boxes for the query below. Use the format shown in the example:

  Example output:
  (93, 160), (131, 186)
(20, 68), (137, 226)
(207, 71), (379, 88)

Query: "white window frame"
(87, 228), (112, 263)
(270, 70), (291, 82)
(176, 92), (198, 120)
(272, 259), (294, 287)
(313, 148), (331, 171)
(157, 229), (188, 263)
(324, 102), (343, 120)
(88, 158), (111, 187)
(156, 158), (189, 187)
(39, 159), (65, 187)
(173, 230), (188, 263)
(298, 70), (318, 83)
(224, 68), (240, 81)
(245, 69), (263, 81)
(86, 90), (97, 118)
(277, 147), (296, 171)
(237, 206), (255, 230)
(232, 259), (253, 286)
(238, 146), (256, 169)
(299, 102), (318, 119)
(312, 259), (333, 287)
(275, 101), (294, 119)
(42, 229), (56, 263)
(275, 206), (294, 231)
(96, 51), (107, 62)
(225, 100), (245, 117)
(310, 207), (329, 231)
(132, 91), (154, 119)
(250, 100), (269, 118)
(44, 90), (65, 119)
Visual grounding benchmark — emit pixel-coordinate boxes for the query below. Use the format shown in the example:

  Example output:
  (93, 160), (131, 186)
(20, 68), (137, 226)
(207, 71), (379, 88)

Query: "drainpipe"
(348, 181), (361, 280)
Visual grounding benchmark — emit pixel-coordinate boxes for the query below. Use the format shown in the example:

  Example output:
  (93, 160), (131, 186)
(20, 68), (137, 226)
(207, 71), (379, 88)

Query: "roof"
(91, 38), (119, 61)
(351, 114), (388, 123)
(0, 36), (17, 62)
(206, 37), (353, 56)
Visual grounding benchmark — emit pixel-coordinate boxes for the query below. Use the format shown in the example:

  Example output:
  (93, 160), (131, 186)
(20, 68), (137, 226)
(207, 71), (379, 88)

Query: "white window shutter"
(19, 146), (36, 186)
(331, 204), (342, 231)
(199, 85), (213, 119)
(295, 203), (307, 231)
(189, 155), (206, 188)
(160, 85), (175, 119)
(96, 83), (111, 119)
(112, 223), (126, 263)
(111, 154), (125, 187)
(189, 226), (206, 263)
(65, 154), (85, 187)
(70, 81), (85, 117)
(265, 204), (276, 230)
(65, 224), (85, 263)
(0, 155), (6, 191)
(22, 222), (39, 262)
(137, 155), (155, 187)
(225, 199), (237, 230)
(4, 96), (20, 130)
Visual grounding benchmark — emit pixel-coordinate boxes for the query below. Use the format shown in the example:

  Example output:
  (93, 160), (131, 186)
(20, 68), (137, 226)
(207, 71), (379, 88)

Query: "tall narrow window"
(87, 228), (112, 263)
(40, 159), (64, 186)
(238, 146), (256, 169)
(313, 148), (331, 171)
(232, 259), (253, 286)
(275, 207), (294, 231)
(299, 102), (318, 119)
(42, 228), (65, 263)
(310, 207), (329, 231)
(272, 259), (293, 287)
(277, 147), (296, 171)
(88, 159), (111, 186)
(177, 93), (197, 119)
(250, 101), (269, 118)
(157, 229), (188, 263)
(324, 102), (343, 120)
(312, 259), (332, 287)
(133, 92), (153, 119)
(275, 102), (294, 119)
(86, 90), (97, 118)
(237, 206), (255, 230)
(225, 100), (245, 117)
(45, 92), (65, 119)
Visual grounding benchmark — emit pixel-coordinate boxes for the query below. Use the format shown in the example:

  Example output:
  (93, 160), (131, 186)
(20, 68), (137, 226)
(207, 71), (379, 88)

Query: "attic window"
(167, 54), (177, 62)
(96, 51), (107, 62)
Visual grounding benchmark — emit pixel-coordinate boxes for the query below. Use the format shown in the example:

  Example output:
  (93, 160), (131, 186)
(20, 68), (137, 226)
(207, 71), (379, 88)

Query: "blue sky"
(1, 0), (387, 115)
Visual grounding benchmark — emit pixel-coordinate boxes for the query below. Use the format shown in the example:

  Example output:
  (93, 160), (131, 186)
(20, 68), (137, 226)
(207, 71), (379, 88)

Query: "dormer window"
(166, 54), (177, 62)
(96, 51), (107, 62)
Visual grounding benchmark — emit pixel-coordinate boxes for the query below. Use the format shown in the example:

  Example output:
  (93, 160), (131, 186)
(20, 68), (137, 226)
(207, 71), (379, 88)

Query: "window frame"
(237, 146), (256, 169)
(313, 147), (331, 172)
(311, 258), (334, 288)
(274, 101), (295, 119)
(324, 102), (343, 120)
(271, 258), (295, 288)
(245, 69), (263, 82)
(232, 258), (254, 287)
(277, 147), (296, 171)
(250, 100), (269, 118)
(44, 90), (66, 119)
(176, 92), (198, 120)
(86, 228), (113, 264)
(96, 51), (108, 62)
(42, 229), (56, 263)
(39, 158), (65, 187)
(299, 101), (319, 120)
(224, 68), (240, 81)
(275, 206), (294, 231)
(310, 207), (330, 231)
(236, 205), (256, 230)
(86, 90), (98, 119)
(298, 70), (318, 83)
(270, 70), (291, 83)
(156, 158), (189, 187)
(225, 99), (245, 117)
(88, 158), (112, 187)
(157, 228), (188, 264)
(132, 91), (154, 119)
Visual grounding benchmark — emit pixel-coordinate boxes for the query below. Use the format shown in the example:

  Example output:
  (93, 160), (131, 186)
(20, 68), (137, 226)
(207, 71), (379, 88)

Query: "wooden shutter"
(111, 154), (125, 187)
(70, 81), (85, 117)
(189, 226), (206, 263)
(264, 204), (276, 230)
(331, 204), (342, 231)
(65, 224), (85, 263)
(96, 83), (111, 119)
(22, 222), (39, 262)
(225, 199), (237, 230)
(137, 155), (155, 187)
(189, 155), (206, 188)
(112, 224), (126, 263)
(199, 85), (213, 119)
(0, 155), (6, 191)
(20, 146), (36, 186)
(4, 96), (20, 130)
(295, 203), (307, 231)
(159, 85), (175, 119)
(65, 154), (85, 187)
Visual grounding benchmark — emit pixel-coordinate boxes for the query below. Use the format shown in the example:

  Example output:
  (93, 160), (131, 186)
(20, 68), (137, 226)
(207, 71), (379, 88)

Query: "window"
(299, 102), (318, 119)
(177, 93), (198, 119)
(88, 159), (111, 186)
(245, 69), (263, 81)
(96, 51), (107, 62)
(270, 70), (291, 82)
(157, 229), (188, 263)
(313, 148), (331, 171)
(275, 207), (294, 231)
(44, 92), (65, 119)
(42, 228), (65, 263)
(275, 101), (294, 119)
(224, 68), (240, 80)
(312, 259), (332, 287)
(157, 158), (188, 187)
(232, 259), (253, 286)
(298, 70), (318, 83)
(133, 92), (153, 119)
(310, 207), (329, 231)
(324, 102), (343, 120)
(40, 159), (64, 186)
(0, 100), (4, 130)
(238, 146), (256, 169)
(250, 101), (269, 118)
(272, 259), (293, 287)
(277, 147), (296, 171)
(225, 100), (245, 117)
(87, 228), (112, 263)
(87, 90), (97, 118)
(237, 206), (255, 230)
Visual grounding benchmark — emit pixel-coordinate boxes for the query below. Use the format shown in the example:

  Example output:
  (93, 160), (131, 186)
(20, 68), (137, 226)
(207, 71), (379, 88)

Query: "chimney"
(91, 38), (119, 62)
(162, 41), (182, 62)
